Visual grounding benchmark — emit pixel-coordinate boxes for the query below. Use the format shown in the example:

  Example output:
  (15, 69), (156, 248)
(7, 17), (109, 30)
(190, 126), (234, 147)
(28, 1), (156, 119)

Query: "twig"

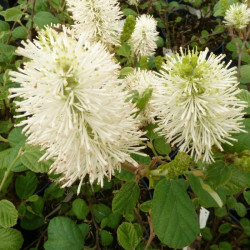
(121, 162), (138, 173)
(147, 0), (152, 14)
(134, 208), (149, 238)
(22, 227), (47, 250)
(6, 4), (29, 44)
(121, 162), (146, 177)
(0, 148), (22, 193)
(232, 232), (247, 247)
(89, 203), (101, 250)
(0, 135), (8, 143)
(228, 26), (250, 81)
(45, 190), (74, 220)
(145, 210), (155, 250)
(28, 0), (36, 40)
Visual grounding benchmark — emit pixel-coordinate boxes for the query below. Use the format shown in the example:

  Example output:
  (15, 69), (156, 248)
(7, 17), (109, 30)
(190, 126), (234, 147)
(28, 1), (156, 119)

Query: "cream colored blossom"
(124, 69), (162, 124)
(128, 0), (140, 6)
(9, 26), (144, 193)
(66, 0), (123, 47)
(130, 14), (159, 57)
(224, 2), (250, 30)
(151, 48), (246, 163)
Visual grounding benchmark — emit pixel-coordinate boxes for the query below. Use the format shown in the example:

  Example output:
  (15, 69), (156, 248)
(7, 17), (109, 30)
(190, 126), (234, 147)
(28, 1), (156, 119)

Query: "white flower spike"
(131, 14), (159, 57)
(151, 48), (246, 163)
(9, 26), (144, 193)
(224, 2), (250, 30)
(128, 0), (140, 6)
(124, 69), (162, 124)
(66, 0), (123, 47)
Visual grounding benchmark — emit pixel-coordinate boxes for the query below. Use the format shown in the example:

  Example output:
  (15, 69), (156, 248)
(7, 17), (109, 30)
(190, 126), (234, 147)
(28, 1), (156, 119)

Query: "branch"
(28, 0), (36, 40)
(145, 210), (155, 250)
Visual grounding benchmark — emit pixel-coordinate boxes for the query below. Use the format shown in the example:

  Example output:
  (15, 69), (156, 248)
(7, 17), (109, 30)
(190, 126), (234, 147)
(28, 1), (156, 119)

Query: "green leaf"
(0, 7), (23, 21)
(240, 65), (250, 84)
(237, 89), (250, 114)
(201, 30), (209, 37)
(152, 179), (199, 248)
(206, 161), (232, 187)
(219, 241), (232, 250)
(226, 38), (242, 52)
(12, 26), (27, 39)
(200, 227), (213, 241)
(134, 223), (143, 238)
(0, 148), (11, 170)
(213, 25), (225, 34)
(77, 223), (89, 239)
(145, 123), (159, 140)
(189, 174), (221, 207)
(20, 213), (44, 230)
(215, 207), (227, 217)
(100, 230), (113, 246)
(0, 170), (13, 194)
(131, 153), (151, 165)
(44, 217), (84, 250)
(124, 212), (135, 222)
(156, 36), (164, 47)
(34, 11), (59, 28)
(6, 146), (27, 172)
(235, 202), (247, 217)
(0, 43), (16, 61)
(8, 127), (26, 148)
(219, 223), (232, 233)
(44, 183), (65, 200)
(21, 145), (51, 173)
(93, 204), (111, 223)
(226, 196), (237, 209)
(169, 1), (179, 7)
(223, 165), (250, 195)
(0, 200), (18, 228)
(222, 119), (250, 153)
(15, 171), (38, 199)
(115, 168), (136, 182)
(0, 120), (12, 133)
(201, 182), (223, 207)
(0, 228), (23, 250)
(112, 182), (140, 214)
(153, 137), (171, 155)
(101, 212), (121, 229)
(120, 67), (134, 77)
(0, 20), (10, 31)
(122, 8), (137, 17)
(240, 218), (250, 236)
(72, 198), (89, 220)
(136, 87), (153, 112)
(30, 196), (44, 215)
(243, 191), (250, 205)
(116, 43), (131, 57)
(117, 222), (140, 250)
(140, 200), (152, 213)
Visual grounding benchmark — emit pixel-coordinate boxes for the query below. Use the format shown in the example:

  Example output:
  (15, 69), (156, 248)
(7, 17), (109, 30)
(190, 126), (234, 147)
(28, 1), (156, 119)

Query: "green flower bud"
(120, 15), (136, 44)
(233, 151), (250, 172)
(154, 56), (164, 71)
(139, 56), (148, 70)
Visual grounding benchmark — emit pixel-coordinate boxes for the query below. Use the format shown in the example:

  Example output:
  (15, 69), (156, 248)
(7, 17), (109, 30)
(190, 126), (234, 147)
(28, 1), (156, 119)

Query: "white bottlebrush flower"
(224, 2), (250, 30)
(66, 0), (123, 47)
(130, 14), (159, 57)
(151, 48), (246, 163)
(9, 26), (144, 193)
(128, 0), (140, 6)
(124, 69), (162, 124)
